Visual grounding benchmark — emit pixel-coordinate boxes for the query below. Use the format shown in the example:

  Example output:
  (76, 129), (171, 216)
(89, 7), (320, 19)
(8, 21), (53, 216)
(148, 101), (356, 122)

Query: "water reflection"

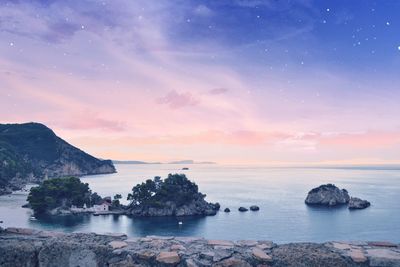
(127, 215), (207, 237)
(305, 204), (349, 212)
(28, 214), (92, 232)
(25, 213), (209, 238)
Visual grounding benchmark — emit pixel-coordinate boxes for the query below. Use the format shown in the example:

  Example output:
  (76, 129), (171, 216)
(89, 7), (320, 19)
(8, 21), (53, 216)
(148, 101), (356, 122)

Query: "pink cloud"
(72, 130), (286, 147)
(62, 116), (126, 132)
(57, 110), (126, 132)
(156, 90), (199, 109)
(275, 131), (400, 150)
(319, 131), (400, 148)
(208, 88), (229, 95)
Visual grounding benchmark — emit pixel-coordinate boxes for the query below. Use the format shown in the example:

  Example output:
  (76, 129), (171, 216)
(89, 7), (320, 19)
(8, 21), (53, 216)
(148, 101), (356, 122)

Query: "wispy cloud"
(1, 0), (400, 163)
(208, 88), (229, 95)
(61, 111), (127, 132)
(156, 90), (199, 109)
(193, 5), (214, 17)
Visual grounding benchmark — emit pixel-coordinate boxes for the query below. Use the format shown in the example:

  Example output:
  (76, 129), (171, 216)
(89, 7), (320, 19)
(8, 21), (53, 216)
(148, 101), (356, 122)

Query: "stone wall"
(0, 227), (399, 267)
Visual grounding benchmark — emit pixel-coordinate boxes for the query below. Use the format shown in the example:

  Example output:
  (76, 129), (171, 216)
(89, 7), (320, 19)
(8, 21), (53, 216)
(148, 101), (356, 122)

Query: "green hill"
(0, 122), (115, 194)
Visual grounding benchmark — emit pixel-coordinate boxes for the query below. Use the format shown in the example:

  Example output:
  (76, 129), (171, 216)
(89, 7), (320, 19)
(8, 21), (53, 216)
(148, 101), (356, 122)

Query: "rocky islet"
(305, 184), (371, 210)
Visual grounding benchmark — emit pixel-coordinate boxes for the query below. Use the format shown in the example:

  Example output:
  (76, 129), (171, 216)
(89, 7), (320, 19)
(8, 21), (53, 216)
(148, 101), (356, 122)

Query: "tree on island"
(27, 177), (96, 214)
(90, 192), (103, 206)
(126, 174), (220, 216)
(127, 174), (200, 208)
(112, 194), (123, 207)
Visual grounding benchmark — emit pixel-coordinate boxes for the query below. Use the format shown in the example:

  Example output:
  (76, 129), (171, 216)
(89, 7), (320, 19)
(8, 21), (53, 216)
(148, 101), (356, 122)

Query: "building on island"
(70, 201), (111, 213)
(93, 201), (111, 212)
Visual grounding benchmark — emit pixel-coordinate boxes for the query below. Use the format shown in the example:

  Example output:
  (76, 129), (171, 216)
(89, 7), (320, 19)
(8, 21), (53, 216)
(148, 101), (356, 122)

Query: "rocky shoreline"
(0, 227), (399, 267)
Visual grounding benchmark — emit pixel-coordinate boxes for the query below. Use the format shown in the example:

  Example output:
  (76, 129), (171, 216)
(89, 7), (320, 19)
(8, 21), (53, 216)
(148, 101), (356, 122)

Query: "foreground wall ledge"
(0, 227), (399, 267)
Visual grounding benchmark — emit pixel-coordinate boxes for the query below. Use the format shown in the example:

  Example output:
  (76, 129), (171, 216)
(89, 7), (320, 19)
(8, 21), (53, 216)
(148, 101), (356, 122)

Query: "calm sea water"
(0, 164), (399, 243)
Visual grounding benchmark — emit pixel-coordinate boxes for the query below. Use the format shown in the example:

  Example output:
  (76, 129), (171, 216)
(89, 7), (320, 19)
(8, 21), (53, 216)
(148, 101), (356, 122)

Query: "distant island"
(0, 122), (116, 195)
(167, 160), (216, 164)
(112, 160), (162, 164)
(112, 159), (216, 165)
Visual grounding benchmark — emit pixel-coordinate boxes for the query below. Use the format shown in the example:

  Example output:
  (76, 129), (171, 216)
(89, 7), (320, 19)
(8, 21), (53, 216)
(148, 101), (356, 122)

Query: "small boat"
(182, 167), (189, 170)
(178, 221), (183, 225)
(29, 216), (37, 221)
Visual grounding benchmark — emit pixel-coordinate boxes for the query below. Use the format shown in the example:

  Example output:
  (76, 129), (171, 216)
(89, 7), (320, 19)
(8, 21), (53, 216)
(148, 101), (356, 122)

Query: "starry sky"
(1, 0), (400, 164)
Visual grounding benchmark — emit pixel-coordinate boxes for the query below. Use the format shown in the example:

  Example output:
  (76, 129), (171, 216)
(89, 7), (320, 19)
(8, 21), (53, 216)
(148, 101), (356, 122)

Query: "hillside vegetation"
(0, 122), (115, 193)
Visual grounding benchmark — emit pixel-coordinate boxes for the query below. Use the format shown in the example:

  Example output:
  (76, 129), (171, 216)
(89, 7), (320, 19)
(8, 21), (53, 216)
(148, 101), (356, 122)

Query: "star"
(9, 42), (14, 46)
(386, 22), (390, 26)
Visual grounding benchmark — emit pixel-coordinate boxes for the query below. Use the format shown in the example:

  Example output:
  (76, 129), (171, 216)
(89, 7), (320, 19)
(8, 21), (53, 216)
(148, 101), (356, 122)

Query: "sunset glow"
(1, 1), (400, 164)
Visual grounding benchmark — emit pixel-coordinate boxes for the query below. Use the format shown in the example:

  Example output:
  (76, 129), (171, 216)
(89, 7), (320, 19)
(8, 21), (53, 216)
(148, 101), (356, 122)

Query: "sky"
(1, 0), (400, 164)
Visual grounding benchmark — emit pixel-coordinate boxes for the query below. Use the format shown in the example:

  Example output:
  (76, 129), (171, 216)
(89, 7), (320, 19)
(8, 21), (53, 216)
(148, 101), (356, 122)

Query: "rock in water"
(305, 184), (350, 207)
(348, 197), (370, 209)
(238, 207), (248, 212)
(250, 205), (260, 211)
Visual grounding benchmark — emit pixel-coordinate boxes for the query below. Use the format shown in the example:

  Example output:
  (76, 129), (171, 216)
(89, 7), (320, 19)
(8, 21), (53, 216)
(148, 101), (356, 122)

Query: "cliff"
(0, 122), (115, 194)
(0, 227), (399, 267)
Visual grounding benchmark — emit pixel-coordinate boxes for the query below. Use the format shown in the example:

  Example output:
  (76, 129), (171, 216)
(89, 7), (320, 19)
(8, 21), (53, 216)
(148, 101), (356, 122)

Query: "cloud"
(156, 90), (199, 109)
(319, 131), (400, 149)
(62, 115), (127, 132)
(233, 0), (313, 10)
(193, 5), (213, 17)
(276, 132), (319, 152)
(0, 0), (318, 52)
(0, 1), (169, 46)
(276, 131), (400, 151)
(71, 130), (284, 146)
(2, 0), (400, 164)
(208, 88), (229, 95)
(233, 0), (275, 8)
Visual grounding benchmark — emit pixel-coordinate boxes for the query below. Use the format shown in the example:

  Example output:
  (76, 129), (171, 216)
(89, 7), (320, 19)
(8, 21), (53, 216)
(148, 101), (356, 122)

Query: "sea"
(0, 164), (399, 243)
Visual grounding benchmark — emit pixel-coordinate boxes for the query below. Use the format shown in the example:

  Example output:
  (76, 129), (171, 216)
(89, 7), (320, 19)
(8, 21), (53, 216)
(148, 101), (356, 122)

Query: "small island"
(27, 176), (117, 216)
(26, 174), (220, 217)
(305, 184), (350, 207)
(126, 174), (220, 216)
(305, 184), (371, 210)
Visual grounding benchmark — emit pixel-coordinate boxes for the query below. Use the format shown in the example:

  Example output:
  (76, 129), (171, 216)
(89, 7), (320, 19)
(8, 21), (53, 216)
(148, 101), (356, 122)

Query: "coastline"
(1, 227), (399, 267)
